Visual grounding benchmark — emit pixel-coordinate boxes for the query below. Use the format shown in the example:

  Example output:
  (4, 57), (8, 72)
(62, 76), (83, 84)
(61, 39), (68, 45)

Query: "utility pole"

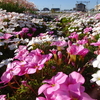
(60, 5), (61, 13)
(97, 0), (98, 11)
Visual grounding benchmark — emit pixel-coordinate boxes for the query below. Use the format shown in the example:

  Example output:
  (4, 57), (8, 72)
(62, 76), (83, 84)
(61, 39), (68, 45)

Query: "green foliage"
(8, 85), (35, 100)
(51, 9), (55, 13)
(60, 17), (72, 24)
(57, 17), (74, 36)
(0, 2), (26, 13)
(26, 9), (37, 14)
(95, 34), (100, 41)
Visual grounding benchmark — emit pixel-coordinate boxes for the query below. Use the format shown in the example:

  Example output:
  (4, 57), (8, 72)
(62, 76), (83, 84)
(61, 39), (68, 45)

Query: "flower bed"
(0, 9), (100, 100)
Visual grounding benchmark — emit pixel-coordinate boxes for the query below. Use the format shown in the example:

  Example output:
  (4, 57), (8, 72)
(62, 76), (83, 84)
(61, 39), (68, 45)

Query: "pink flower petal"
(82, 93), (96, 100)
(38, 84), (50, 95)
(36, 97), (46, 100)
(69, 71), (85, 84)
(46, 84), (60, 94)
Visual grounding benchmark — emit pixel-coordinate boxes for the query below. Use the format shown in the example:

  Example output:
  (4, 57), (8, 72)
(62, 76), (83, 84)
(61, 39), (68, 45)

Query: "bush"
(0, 2), (26, 13)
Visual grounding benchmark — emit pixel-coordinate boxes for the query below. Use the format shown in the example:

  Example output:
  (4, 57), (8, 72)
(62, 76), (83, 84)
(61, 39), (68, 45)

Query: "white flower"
(69, 29), (74, 32)
(8, 25), (14, 28)
(27, 37), (35, 46)
(11, 38), (21, 42)
(20, 38), (29, 44)
(0, 52), (3, 55)
(8, 44), (18, 50)
(77, 32), (82, 35)
(57, 31), (63, 35)
(31, 18), (43, 24)
(4, 39), (11, 43)
(26, 24), (31, 28)
(24, 38), (29, 43)
(0, 32), (3, 36)
(19, 23), (25, 27)
(90, 70), (100, 86)
(92, 59), (100, 68)
(0, 25), (4, 29)
(2, 22), (8, 26)
(28, 46), (33, 50)
(0, 42), (4, 46)
(0, 58), (13, 68)
(92, 55), (100, 68)
(3, 28), (15, 33)
(97, 55), (100, 61)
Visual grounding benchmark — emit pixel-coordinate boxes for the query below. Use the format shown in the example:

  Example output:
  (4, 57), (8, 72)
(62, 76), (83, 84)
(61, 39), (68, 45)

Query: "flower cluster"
(0, 9), (37, 33)
(37, 71), (95, 100)
(0, 46), (52, 84)
(0, 8), (100, 100)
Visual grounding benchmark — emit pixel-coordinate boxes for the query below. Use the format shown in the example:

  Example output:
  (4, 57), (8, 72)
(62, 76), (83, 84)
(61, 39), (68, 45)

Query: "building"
(42, 8), (50, 11)
(76, 3), (86, 12)
(95, 4), (100, 11)
(51, 8), (60, 12)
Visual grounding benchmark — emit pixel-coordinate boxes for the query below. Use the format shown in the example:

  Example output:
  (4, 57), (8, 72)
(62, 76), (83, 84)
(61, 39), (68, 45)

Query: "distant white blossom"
(91, 70), (100, 86)
(8, 44), (18, 50)
(0, 58), (13, 68)
(92, 55), (100, 68)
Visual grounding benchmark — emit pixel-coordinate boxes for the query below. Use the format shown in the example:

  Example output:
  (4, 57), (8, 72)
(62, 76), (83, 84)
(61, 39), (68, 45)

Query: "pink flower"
(22, 28), (29, 33)
(68, 32), (78, 40)
(0, 95), (6, 100)
(18, 31), (24, 37)
(49, 90), (71, 100)
(21, 81), (28, 86)
(50, 40), (67, 50)
(67, 71), (85, 85)
(27, 33), (33, 37)
(65, 71), (85, 99)
(38, 72), (68, 95)
(14, 45), (29, 60)
(49, 48), (57, 54)
(94, 13), (100, 20)
(31, 28), (37, 32)
(65, 72), (95, 100)
(0, 61), (21, 84)
(50, 40), (67, 47)
(37, 71), (95, 100)
(94, 50), (100, 55)
(0, 36), (4, 39)
(49, 48), (57, 60)
(4, 48), (52, 78)
(83, 27), (92, 34)
(67, 45), (89, 57)
(11, 60), (27, 76)
(57, 51), (62, 59)
(36, 97), (47, 100)
(39, 33), (46, 36)
(13, 28), (29, 37)
(12, 32), (20, 35)
(0, 71), (14, 84)
(82, 93), (96, 100)
(77, 39), (88, 45)
(47, 31), (54, 35)
(90, 41), (100, 46)
(0, 47), (51, 84)
(24, 48), (52, 74)
(0, 33), (13, 39)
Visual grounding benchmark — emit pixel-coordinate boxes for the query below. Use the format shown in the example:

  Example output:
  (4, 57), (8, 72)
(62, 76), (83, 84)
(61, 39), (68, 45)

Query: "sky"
(29, 0), (98, 10)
